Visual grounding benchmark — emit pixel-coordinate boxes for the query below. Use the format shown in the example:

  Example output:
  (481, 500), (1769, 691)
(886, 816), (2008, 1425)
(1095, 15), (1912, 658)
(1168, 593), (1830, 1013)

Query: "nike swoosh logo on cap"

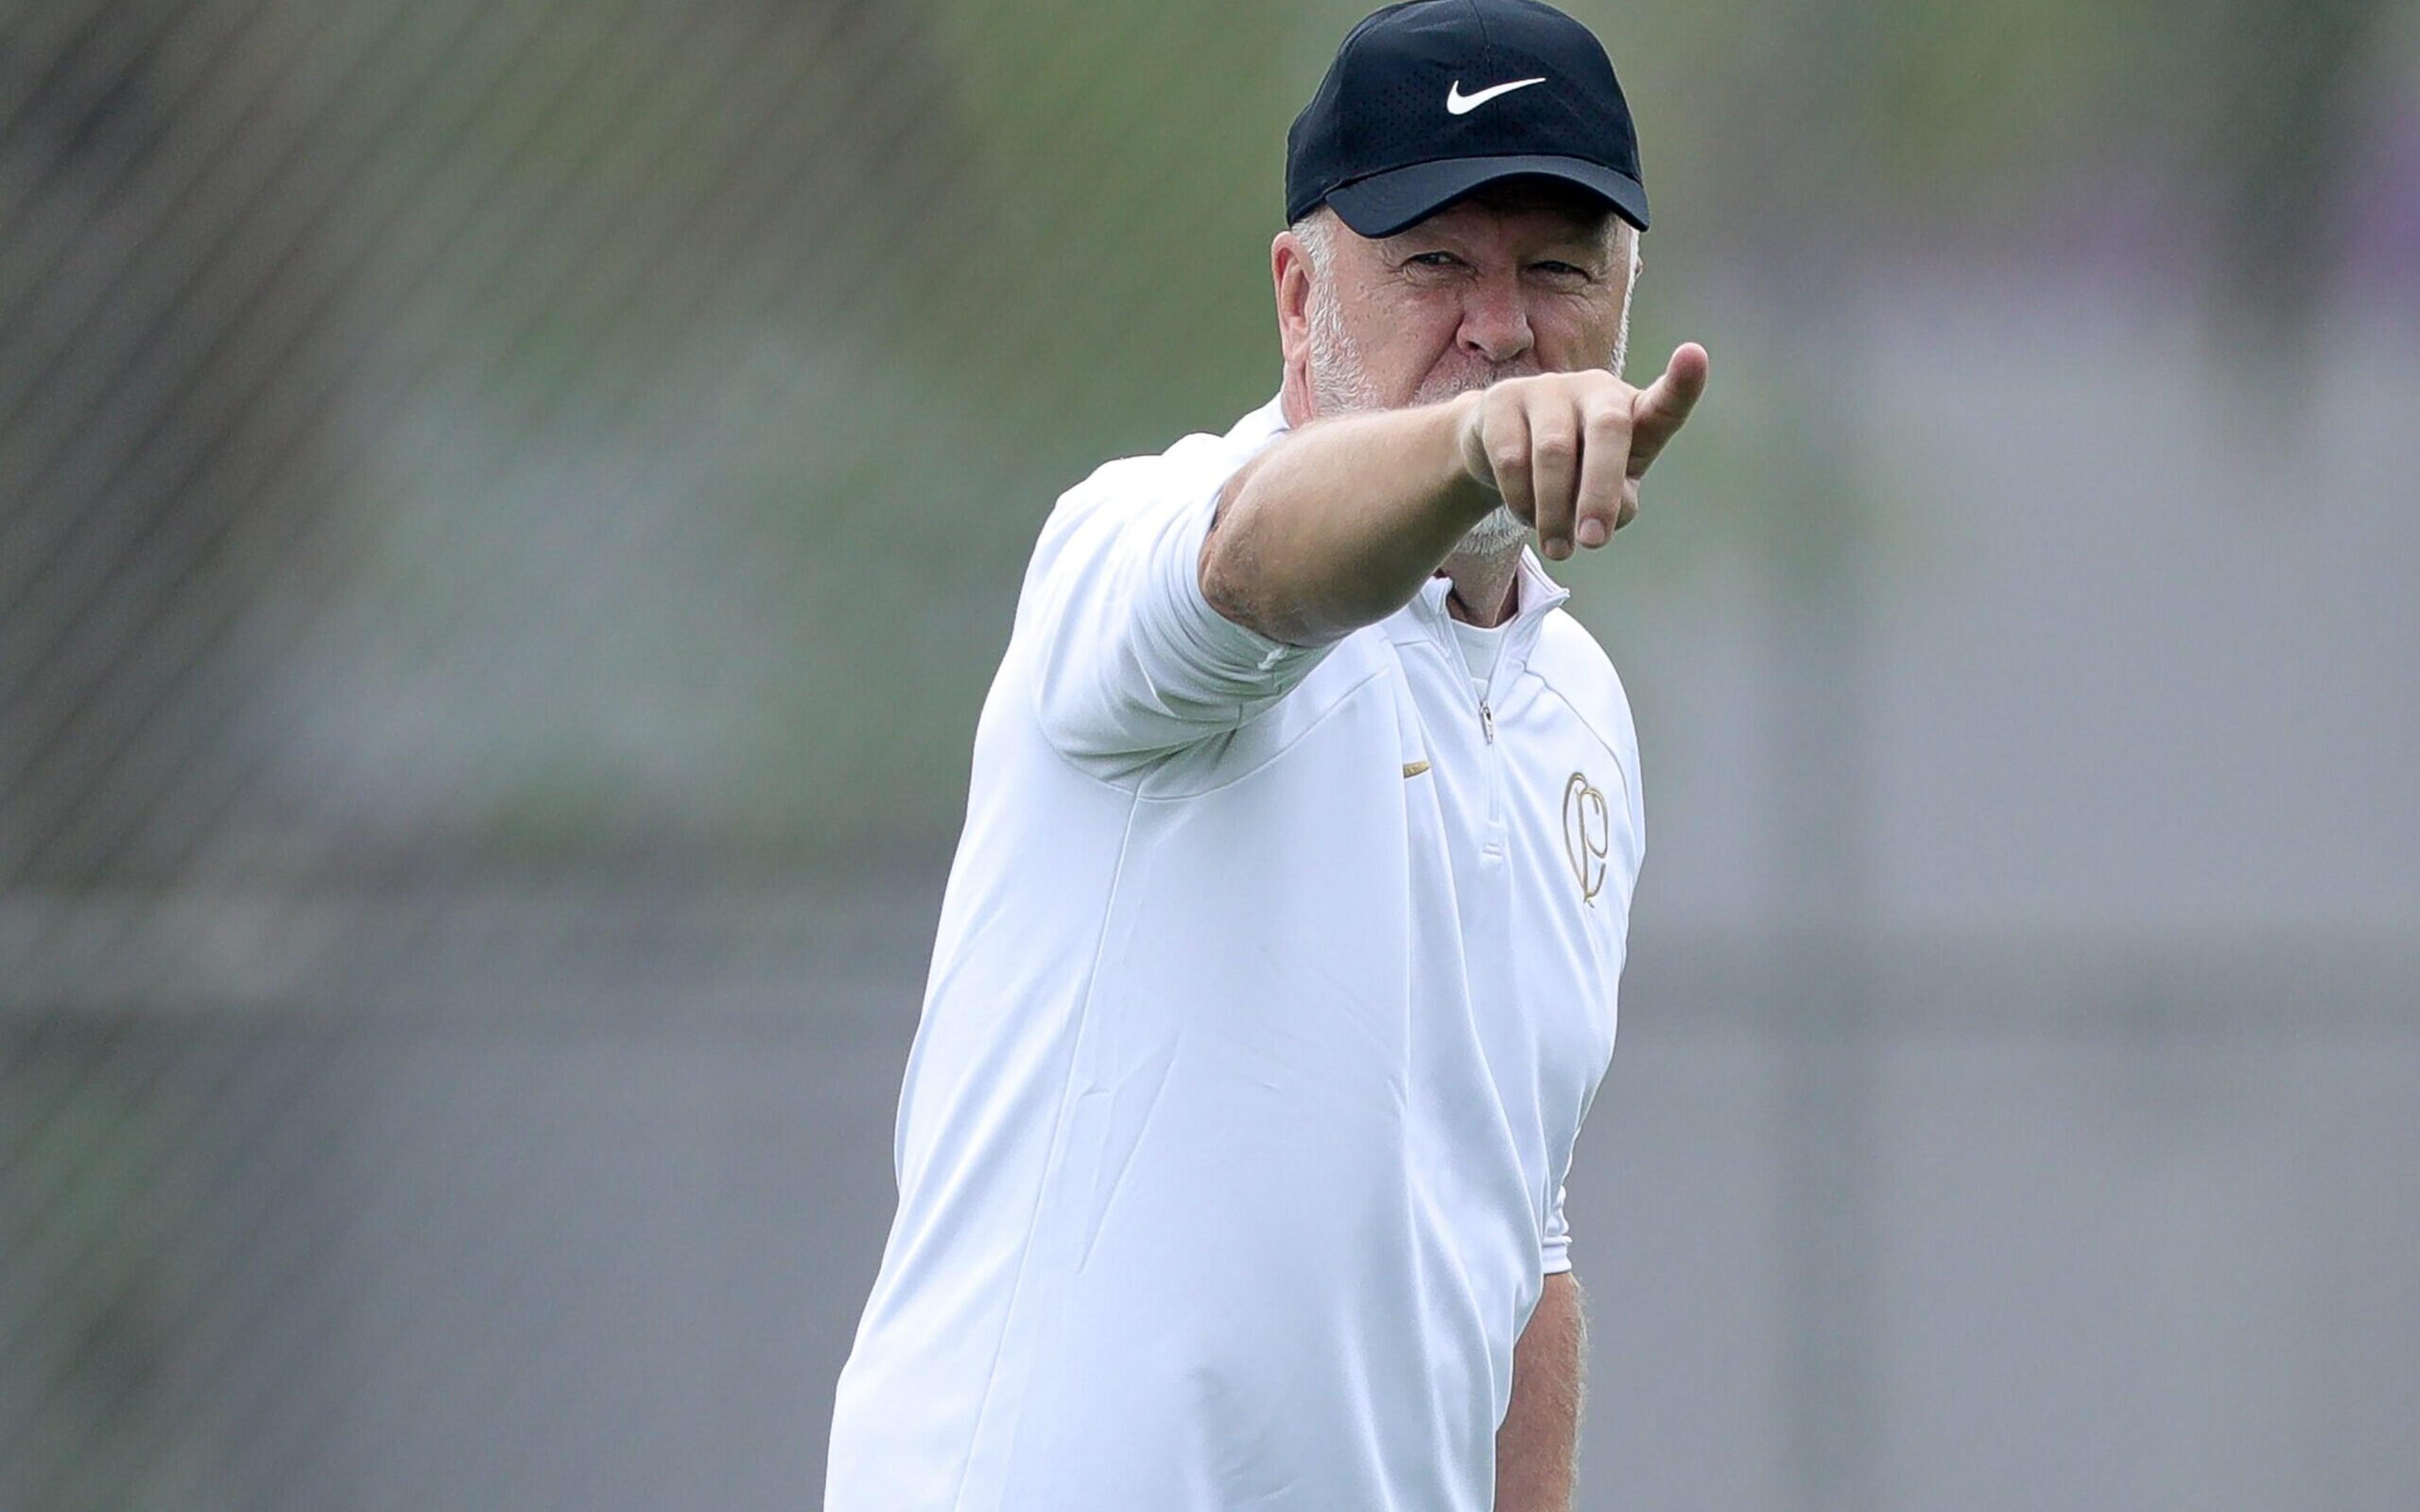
(1446, 77), (1545, 115)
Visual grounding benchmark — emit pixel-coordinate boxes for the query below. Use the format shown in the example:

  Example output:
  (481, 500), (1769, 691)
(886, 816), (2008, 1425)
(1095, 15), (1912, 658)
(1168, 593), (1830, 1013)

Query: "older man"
(826, 3), (1706, 1508)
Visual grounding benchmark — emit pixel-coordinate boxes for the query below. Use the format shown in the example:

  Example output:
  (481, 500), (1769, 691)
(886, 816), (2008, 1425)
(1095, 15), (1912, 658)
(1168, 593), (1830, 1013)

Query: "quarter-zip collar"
(1407, 550), (1568, 695)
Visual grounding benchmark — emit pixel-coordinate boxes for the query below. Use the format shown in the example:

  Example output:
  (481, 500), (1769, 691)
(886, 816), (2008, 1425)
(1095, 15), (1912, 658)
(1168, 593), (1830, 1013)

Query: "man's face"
(1279, 184), (1638, 557)
(1290, 187), (1637, 418)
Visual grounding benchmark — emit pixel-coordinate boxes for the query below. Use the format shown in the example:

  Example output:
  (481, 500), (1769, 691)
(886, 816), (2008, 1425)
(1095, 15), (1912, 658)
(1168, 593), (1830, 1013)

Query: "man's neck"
(1440, 548), (1521, 627)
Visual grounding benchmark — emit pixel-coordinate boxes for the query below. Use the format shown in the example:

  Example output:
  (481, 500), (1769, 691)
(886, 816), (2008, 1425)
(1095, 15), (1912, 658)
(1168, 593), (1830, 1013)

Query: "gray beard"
(1453, 501), (1530, 560)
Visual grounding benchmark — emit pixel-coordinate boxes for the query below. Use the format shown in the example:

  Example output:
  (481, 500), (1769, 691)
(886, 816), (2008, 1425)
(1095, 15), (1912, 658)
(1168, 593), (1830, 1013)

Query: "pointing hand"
(1454, 343), (1710, 559)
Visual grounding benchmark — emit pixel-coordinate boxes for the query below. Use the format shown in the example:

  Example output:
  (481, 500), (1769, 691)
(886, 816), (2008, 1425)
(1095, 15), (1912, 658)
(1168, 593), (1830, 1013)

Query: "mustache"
(1412, 361), (1541, 404)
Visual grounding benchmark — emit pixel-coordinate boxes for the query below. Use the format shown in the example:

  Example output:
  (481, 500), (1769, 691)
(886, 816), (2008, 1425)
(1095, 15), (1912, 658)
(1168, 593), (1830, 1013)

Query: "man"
(826, 2), (1707, 1508)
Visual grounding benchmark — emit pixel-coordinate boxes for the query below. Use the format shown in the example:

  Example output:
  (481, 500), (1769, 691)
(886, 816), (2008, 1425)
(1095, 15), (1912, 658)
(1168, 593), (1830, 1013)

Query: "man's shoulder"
(1010, 400), (1293, 644)
(1525, 609), (1639, 762)
(1049, 399), (1290, 523)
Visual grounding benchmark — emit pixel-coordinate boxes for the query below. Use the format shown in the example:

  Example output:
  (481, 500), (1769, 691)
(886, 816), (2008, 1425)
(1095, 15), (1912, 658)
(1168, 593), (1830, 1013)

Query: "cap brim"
(1323, 154), (1649, 238)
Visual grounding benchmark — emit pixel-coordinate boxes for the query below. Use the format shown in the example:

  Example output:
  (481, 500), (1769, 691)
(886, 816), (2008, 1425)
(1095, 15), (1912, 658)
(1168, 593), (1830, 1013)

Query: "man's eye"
(1531, 261), (1592, 280)
(1407, 252), (1461, 268)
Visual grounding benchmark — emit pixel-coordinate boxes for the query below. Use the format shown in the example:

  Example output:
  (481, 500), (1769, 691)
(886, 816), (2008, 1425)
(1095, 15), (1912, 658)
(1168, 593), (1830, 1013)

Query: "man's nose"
(1456, 275), (1535, 366)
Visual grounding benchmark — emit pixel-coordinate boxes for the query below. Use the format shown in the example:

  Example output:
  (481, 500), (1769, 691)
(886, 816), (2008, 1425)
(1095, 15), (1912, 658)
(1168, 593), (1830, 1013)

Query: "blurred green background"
(4, 1), (2416, 1508)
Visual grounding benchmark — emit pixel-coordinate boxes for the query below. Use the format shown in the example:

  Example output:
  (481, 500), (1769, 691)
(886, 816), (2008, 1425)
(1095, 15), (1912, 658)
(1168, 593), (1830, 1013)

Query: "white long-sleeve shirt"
(826, 396), (1645, 1512)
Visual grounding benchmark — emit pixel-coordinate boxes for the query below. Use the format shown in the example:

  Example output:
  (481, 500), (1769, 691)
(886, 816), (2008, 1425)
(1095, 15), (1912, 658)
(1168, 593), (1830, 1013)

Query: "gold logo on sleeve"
(1562, 772), (1610, 905)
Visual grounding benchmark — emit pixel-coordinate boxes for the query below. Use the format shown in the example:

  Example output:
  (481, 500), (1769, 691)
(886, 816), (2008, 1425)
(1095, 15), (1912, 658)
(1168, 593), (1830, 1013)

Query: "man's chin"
(1455, 505), (1530, 562)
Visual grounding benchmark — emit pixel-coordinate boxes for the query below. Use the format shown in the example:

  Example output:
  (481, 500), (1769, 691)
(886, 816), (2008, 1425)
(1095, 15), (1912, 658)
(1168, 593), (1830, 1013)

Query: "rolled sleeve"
(1025, 447), (1328, 766)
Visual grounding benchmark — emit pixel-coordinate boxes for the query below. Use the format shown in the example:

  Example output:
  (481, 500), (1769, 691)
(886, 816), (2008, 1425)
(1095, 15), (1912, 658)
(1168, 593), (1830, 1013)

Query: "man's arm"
(1198, 348), (1707, 646)
(1497, 1269), (1587, 1512)
(1201, 396), (1499, 644)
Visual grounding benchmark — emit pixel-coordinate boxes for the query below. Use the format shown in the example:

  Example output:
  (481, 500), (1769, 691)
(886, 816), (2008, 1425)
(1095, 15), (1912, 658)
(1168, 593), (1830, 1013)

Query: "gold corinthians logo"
(1562, 772), (1610, 906)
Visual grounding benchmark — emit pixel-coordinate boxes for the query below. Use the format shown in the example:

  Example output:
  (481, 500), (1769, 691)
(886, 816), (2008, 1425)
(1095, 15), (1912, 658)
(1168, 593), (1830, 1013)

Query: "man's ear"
(1272, 231), (1316, 366)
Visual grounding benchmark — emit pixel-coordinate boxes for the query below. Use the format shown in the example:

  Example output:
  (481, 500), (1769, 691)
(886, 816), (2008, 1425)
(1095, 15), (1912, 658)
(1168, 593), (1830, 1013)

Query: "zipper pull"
(1480, 699), (1495, 744)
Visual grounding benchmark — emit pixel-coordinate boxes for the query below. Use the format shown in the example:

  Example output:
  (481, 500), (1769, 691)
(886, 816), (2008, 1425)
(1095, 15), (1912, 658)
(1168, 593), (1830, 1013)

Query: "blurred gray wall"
(4, 1), (2416, 1508)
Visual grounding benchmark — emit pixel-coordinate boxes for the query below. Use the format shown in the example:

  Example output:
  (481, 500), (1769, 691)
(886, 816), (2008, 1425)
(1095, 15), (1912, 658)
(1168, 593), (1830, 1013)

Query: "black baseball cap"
(1286, 0), (1649, 238)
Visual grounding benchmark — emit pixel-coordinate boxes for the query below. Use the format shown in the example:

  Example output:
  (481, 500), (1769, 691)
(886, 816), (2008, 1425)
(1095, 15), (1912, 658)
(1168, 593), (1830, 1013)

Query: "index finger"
(1625, 341), (1710, 478)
